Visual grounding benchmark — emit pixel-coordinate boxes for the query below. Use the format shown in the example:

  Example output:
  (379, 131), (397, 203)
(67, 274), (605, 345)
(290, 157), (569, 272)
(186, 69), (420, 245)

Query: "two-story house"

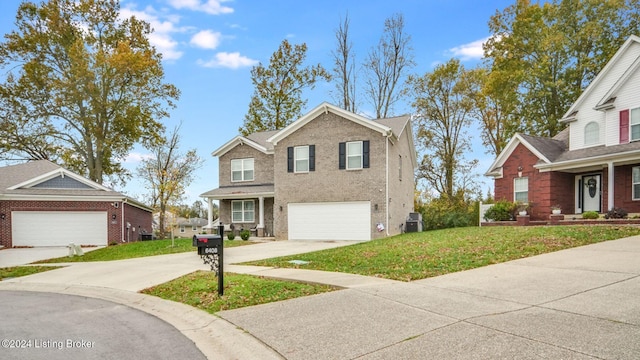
(486, 35), (640, 220)
(201, 102), (417, 241)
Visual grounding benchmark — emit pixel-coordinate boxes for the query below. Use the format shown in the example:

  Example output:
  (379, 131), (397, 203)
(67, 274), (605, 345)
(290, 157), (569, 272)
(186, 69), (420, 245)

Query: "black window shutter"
(309, 145), (315, 171)
(338, 142), (346, 169)
(363, 140), (370, 168)
(287, 147), (294, 173)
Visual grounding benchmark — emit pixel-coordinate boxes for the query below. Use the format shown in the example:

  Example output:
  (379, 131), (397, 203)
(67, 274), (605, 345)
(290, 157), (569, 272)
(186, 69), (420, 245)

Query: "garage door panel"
(288, 202), (370, 241)
(12, 211), (107, 247)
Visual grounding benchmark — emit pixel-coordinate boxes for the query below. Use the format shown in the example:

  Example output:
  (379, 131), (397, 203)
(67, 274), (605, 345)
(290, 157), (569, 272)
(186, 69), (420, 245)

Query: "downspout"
(121, 198), (126, 243)
(385, 133), (390, 236)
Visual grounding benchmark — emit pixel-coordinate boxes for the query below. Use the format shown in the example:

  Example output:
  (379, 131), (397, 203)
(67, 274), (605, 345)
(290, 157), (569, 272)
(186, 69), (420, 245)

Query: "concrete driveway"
(0, 247), (102, 268)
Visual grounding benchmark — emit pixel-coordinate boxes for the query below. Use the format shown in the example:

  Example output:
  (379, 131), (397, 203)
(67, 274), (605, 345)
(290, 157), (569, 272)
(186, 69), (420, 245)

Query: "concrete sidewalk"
(1, 237), (639, 359)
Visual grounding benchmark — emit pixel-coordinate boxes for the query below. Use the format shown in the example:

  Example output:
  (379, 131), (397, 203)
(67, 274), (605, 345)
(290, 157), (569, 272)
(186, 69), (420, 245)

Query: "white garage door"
(12, 211), (108, 247)
(288, 201), (371, 241)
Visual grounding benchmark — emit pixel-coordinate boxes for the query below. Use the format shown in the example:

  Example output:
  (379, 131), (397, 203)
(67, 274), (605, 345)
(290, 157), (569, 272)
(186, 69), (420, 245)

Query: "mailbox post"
(193, 224), (225, 296)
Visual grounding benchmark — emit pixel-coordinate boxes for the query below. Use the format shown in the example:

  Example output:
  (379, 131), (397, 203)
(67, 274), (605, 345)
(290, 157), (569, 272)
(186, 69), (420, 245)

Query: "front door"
(581, 174), (602, 212)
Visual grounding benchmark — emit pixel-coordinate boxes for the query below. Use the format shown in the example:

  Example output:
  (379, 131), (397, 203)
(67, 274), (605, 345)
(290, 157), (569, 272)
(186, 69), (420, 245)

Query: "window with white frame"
(631, 108), (640, 141)
(231, 158), (254, 182)
(514, 177), (529, 203)
(633, 167), (640, 200)
(584, 122), (599, 145)
(180, 225), (185, 233)
(294, 146), (309, 172)
(347, 141), (363, 169)
(192, 225), (197, 231)
(231, 200), (255, 223)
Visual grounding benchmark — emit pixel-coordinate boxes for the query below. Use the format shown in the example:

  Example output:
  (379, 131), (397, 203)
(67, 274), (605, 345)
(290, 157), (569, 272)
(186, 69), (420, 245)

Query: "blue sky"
(0, 0), (514, 206)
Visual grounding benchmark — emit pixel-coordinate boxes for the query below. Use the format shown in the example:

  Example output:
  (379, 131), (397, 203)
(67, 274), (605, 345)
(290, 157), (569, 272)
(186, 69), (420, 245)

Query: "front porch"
(201, 184), (275, 239)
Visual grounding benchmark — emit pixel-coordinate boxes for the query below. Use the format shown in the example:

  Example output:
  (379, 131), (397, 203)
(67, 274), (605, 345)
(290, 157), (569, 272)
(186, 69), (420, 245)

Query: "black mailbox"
(193, 234), (222, 255)
(193, 224), (225, 296)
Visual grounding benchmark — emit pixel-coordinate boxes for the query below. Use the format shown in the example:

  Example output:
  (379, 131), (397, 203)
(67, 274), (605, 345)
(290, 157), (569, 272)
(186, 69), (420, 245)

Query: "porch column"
(258, 196), (265, 237)
(258, 196), (265, 228)
(207, 198), (214, 228)
(608, 161), (614, 211)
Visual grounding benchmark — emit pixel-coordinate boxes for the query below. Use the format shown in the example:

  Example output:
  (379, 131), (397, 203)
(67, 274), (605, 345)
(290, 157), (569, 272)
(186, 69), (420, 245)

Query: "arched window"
(584, 122), (599, 145)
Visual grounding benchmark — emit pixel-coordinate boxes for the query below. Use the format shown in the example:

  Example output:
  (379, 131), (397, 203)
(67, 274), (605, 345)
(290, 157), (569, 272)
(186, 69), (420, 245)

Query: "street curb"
(0, 282), (284, 360)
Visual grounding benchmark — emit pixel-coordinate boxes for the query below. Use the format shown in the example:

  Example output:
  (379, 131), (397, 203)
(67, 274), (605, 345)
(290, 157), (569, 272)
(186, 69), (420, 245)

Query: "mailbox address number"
(202, 247), (218, 254)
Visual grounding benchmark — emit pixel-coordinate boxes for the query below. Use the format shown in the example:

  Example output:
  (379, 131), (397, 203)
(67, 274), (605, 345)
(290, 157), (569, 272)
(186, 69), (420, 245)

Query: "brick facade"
(494, 144), (640, 220)
(0, 200), (152, 247)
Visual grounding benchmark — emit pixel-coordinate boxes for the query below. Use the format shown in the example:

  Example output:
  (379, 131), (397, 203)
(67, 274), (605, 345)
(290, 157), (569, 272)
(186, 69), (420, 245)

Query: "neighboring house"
(176, 217), (209, 238)
(201, 102), (417, 241)
(0, 160), (152, 247)
(486, 35), (640, 220)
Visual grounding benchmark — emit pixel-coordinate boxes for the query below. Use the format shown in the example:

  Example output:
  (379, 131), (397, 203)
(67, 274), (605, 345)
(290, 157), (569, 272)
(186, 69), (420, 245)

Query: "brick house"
(201, 102), (417, 240)
(0, 160), (152, 247)
(486, 35), (640, 220)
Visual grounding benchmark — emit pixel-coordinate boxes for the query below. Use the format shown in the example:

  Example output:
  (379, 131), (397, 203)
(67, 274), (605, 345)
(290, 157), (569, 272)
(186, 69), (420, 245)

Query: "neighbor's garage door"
(12, 211), (108, 247)
(288, 201), (371, 241)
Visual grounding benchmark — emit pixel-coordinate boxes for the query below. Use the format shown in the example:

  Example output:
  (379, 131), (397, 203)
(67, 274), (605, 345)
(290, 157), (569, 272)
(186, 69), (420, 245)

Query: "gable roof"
(561, 35), (640, 122)
(212, 130), (278, 157)
(267, 102), (393, 146)
(0, 160), (151, 210)
(485, 133), (568, 177)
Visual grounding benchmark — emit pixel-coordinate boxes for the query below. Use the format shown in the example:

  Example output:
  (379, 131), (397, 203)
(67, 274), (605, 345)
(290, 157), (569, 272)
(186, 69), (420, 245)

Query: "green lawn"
(0, 266), (60, 280)
(246, 225), (640, 281)
(35, 238), (253, 263)
(141, 271), (336, 313)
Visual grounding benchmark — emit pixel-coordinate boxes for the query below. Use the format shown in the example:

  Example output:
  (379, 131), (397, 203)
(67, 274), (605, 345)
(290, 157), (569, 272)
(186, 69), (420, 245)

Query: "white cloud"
(119, 5), (186, 61)
(190, 30), (222, 49)
(167, 0), (234, 15)
(197, 52), (258, 69)
(122, 152), (154, 163)
(448, 36), (489, 61)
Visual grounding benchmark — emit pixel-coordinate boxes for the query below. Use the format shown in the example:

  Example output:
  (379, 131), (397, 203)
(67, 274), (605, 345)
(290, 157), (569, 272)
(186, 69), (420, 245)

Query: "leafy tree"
(330, 13), (357, 113)
(484, 0), (640, 138)
(363, 13), (415, 119)
(240, 39), (330, 136)
(408, 59), (478, 200)
(0, 0), (179, 184)
(137, 125), (202, 235)
(466, 66), (520, 157)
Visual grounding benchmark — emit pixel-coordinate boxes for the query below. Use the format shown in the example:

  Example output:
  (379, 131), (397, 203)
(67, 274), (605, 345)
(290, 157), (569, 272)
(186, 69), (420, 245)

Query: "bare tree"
(363, 13), (415, 118)
(331, 13), (357, 112)
(137, 124), (202, 236)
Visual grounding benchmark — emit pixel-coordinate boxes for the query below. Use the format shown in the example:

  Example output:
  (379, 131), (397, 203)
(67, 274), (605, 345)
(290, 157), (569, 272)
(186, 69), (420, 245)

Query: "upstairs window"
(631, 108), (640, 141)
(231, 158), (254, 182)
(287, 145), (315, 173)
(514, 177), (529, 203)
(584, 122), (599, 145)
(339, 141), (370, 170)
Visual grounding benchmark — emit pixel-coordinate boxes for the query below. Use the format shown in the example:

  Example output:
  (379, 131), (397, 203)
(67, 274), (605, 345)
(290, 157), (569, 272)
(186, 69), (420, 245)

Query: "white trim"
(595, 55), (640, 110)
(267, 102), (392, 146)
(8, 168), (112, 191)
(346, 141), (363, 170)
(201, 191), (275, 200)
(212, 136), (271, 157)
(560, 35), (640, 120)
(231, 199), (255, 223)
(535, 148), (640, 172)
(485, 134), (551, 177)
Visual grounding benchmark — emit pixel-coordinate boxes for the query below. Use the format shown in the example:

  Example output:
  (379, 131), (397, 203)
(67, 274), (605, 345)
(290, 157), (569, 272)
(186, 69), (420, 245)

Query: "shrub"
(484, 200), (517, 221)
(582, 211), (600, 219)
(227, 232), (236, 240)
(604, 207), (628, 219)
(240, 229), (251, 241)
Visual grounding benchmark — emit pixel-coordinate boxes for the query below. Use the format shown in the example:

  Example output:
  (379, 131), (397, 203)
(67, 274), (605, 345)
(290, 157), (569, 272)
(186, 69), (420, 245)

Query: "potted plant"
(516, 202), (529, 216)
(551, 205), (562, 215)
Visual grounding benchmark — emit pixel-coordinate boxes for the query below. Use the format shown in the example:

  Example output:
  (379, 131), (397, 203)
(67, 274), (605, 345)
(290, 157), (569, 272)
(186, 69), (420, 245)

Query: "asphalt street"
(0, 290), (207, 360)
